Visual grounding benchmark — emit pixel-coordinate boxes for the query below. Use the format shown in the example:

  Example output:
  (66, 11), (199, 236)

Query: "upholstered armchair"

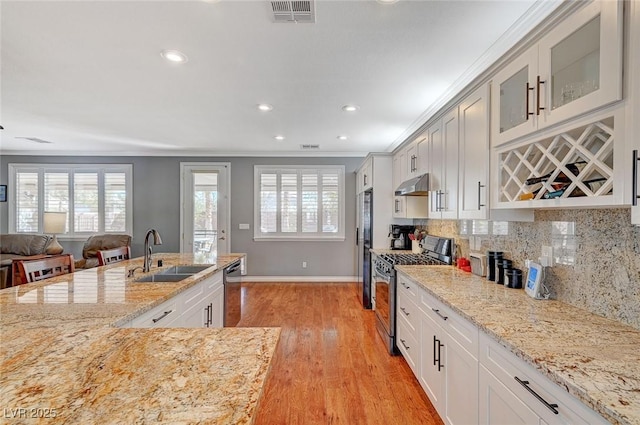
(75, 234), (132, 269)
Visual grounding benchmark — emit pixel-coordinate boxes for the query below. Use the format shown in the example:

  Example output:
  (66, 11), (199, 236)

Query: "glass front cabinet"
(491, 0), (623, 147)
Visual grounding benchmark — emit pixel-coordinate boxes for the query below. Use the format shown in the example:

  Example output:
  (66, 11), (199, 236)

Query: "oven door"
(372, 263), (397, 355)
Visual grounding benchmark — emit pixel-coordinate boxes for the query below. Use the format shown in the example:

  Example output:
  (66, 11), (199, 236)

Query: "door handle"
(536, 75), (546, 115)
(633, 149), (639, 207)
(526, 82), (534, 120)
(219, 236), (226, 240)
(477, 181), (486, 209)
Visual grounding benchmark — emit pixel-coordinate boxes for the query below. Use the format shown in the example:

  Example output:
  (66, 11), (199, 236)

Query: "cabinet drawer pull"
(515, 377), (559, 414)
(633, 149), (639, 207)
(400, 306), (409, 316)
(400, 339), (410, 350)
(152, 310), (173, 323)
(536, 75), (546, 115)
(432, 308), (448, 321)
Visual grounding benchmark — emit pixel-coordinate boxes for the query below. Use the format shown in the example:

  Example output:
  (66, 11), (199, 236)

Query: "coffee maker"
(389, 225), (415, 250)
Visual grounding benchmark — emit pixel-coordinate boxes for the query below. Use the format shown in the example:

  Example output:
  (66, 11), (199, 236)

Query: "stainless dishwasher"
(223, 259), (242, 327)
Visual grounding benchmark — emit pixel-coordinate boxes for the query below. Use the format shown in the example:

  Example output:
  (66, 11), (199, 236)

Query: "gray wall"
(0, 155), (364, 277)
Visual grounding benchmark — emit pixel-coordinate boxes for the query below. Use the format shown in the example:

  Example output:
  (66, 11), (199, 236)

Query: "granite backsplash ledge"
(417, 208), (640, 330)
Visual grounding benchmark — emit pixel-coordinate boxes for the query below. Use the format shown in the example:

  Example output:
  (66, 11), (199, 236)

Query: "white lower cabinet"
(418, 286), (479, 425)
(397, 272), (478, 425)
(479, 364), (540, 425)
(479, 333), (608, 425)
(396, 272), (608, 425)
(126, 270), (225, 329)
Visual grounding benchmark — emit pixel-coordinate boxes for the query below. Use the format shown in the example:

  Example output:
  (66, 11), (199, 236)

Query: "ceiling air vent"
(270, 0), (315, 23)
(300, 144), (320, 150)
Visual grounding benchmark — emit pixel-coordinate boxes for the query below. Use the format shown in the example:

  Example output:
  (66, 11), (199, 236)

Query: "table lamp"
(43, 211), (67, 255)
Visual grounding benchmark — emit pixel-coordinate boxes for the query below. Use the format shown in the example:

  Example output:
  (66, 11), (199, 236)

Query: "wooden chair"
(97, 246), (131, 266)
(15, 254), (75, 284)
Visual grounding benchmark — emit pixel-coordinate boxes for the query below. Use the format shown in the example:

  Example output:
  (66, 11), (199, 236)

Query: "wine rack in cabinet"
(494, 109), (626, 209)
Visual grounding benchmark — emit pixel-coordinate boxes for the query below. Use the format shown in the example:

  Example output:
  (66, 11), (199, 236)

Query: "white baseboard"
(241, 276), (358, 283)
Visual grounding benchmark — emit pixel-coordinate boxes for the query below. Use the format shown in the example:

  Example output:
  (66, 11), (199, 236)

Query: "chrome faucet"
(143, 228), (163, 273)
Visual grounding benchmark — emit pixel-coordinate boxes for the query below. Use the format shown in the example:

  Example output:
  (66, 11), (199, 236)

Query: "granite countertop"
(395, 265), (640, 425)
(0, 253), (280, 424)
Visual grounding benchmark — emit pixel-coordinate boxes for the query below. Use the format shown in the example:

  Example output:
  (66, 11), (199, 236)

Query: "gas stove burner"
(379, 253), (448, 266)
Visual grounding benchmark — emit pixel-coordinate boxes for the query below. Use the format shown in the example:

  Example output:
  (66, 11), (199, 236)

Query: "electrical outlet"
(302, 261), (307, 268)
(540, 246), (554, 267)
(239, 223), (250, 230)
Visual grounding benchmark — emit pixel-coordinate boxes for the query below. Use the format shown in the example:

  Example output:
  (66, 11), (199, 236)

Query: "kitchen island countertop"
(0, 253), (280, 424)
(396, 265), (640, 425)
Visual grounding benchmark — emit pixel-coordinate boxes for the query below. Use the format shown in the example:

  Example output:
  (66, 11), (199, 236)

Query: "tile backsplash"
(419, 208), (640, 330)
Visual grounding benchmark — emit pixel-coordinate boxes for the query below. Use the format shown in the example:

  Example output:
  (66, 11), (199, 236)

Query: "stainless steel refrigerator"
(356, 189), (373, 309)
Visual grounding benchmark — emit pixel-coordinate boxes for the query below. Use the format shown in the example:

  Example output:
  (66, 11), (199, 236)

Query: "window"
(8, 164), (132, 237)
(254, 165), (345, 240)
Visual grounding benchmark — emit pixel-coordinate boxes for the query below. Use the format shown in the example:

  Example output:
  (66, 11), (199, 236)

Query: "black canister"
(506, 268), (523, 289)
(487, 251), (503, 281)
(497, 259), (513, 285)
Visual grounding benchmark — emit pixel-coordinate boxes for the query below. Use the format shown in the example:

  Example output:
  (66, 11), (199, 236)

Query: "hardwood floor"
(238, 282), (443, 425)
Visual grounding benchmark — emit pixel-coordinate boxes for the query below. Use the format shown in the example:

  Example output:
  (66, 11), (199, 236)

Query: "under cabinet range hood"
(395, 173), (430, 196)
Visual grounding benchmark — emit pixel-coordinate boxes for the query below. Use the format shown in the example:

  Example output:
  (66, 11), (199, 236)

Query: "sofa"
(0, 234), (53, 288)
(75, 234), (132, 269)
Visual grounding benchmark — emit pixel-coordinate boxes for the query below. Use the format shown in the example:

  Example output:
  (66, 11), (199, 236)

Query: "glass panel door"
(181, 163), (229, 262)
(550, 16), (600, 111)
(499, 66), (529, 134)
(193, 172), (218, 258)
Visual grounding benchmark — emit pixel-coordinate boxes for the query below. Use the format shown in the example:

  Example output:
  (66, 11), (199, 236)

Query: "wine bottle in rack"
(524, 161), (587, 185)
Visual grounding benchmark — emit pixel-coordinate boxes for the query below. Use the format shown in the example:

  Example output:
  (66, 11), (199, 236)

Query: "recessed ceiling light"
(342, 105), (359, 112)
(376, 0), (399, 3)
(161, 50), (188, 64)
(274, 135), (285, 141)
(337, 135), (348, 141)
(257, 104), (274, 112)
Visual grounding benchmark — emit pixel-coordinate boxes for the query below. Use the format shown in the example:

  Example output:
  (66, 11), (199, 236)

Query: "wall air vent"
(15, 137), (53, 144)
(300, 144), (320, 150)
(270, 0), (315, 23)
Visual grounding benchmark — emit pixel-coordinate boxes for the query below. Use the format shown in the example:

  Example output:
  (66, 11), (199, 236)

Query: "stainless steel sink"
(135, 274), (192, 283)
(159, 265), (212, 275)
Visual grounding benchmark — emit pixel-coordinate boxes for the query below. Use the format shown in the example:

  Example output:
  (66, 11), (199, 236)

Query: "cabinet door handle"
(364, 174), (368, 186)
(432, 308), (448, 321)
(437, 339), (444, 371)
(526, 82), (534, 120)
(208, 303), (213, 326)
(400, 306), (409, 316)
(433, 335), (438, 366)
(515, 377), (559, 414)
(204, 305), (210, 327)
(477, 181), (486, 209)
(536, 75), (546, 115)
(633, 149), (639, 207)
(152, 310), (173, 324)
(395, 199), (399, 213)
(400, 339), (410, 350)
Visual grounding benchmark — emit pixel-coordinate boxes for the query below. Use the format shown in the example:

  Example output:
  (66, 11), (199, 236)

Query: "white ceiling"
(0, 0), (553, 157)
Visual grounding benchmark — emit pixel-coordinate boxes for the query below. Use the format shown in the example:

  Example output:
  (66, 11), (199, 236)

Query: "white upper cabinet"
(459, 84), (490, 220)
(428, 108), (459, 220)
(406, 134), (429, 179)
(492, 0), (623, 147)
(631, 0), (640, 225)
(357, 157), (373, 193)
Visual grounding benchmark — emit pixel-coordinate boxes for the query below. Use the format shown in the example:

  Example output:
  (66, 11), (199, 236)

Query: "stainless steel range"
(372, 236), (453, 354)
